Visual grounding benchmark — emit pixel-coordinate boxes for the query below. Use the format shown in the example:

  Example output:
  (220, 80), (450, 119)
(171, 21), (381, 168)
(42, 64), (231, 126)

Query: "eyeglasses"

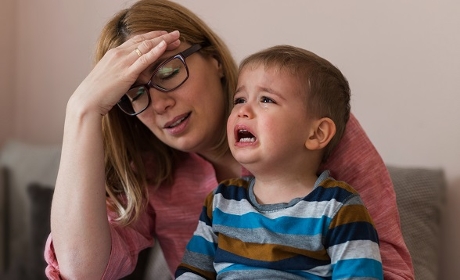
(117, 44), (203, 116)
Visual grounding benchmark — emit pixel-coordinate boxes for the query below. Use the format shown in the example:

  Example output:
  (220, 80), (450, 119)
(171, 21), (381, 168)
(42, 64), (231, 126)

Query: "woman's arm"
(46, 202), (155, 279)
(175, 192), (217, 280)
(321, 114), (414, 279)
(49, 31), (180, 279)
(50, 100), (111, 279)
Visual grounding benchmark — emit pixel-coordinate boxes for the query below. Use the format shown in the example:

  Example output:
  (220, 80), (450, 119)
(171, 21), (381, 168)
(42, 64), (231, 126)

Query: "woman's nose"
(150, 89), (175, 114)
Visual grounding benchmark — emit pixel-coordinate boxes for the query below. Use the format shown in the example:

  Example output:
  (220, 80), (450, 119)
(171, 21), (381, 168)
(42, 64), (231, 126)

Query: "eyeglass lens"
(118, 57), (188, 115)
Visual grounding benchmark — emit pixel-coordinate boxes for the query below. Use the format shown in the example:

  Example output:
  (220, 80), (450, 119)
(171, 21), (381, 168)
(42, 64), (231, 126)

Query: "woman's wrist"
(66, 89), (105, 123)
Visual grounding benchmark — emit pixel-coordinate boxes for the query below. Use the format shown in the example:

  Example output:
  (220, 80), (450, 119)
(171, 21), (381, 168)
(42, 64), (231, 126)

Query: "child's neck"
(252, 172), (319, 205)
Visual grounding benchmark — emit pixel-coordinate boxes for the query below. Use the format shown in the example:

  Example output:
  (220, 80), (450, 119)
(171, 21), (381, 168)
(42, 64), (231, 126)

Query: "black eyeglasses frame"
(117, 43), (203, 116)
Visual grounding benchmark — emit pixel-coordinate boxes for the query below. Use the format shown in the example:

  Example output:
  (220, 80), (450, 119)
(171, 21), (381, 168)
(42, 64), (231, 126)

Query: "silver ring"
(134, 48), (143, 57)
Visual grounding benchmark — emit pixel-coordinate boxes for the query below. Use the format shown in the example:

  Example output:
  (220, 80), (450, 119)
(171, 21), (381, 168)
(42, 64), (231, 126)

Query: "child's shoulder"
(321, 177), (358, 194)
(318, 171), (358, 195)
(212, 177), (254, 198)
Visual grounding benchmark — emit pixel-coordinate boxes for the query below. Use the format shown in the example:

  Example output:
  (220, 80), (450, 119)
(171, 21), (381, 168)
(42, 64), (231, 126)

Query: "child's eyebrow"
(258, 86), (287, 101)
(234, 85), (246, 95)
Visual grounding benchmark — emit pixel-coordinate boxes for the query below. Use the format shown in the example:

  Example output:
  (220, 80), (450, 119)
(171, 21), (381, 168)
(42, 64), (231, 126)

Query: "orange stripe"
(179, 263), (216, 279)
(219, 235), (330, 261)
(329, 204), (375, 228)
(320, 178), (358, 194)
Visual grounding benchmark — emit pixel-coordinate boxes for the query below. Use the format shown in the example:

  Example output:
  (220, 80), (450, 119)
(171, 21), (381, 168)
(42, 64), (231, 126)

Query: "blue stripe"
(215, 183), (249, 201)
(213, 208), (332, 235)
(215, 181), (355, 204)
(186, 235), (217, 256)
(198, 205), (212, 226)
(305, 185), (353, 203)
(332, 258), (383, 279)
(326, 222), (379, 246)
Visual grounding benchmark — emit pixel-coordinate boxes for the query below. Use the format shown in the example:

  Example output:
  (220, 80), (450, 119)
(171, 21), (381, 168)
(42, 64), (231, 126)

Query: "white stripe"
(214, 193), (344, 219)
(327, 240), (381, 263)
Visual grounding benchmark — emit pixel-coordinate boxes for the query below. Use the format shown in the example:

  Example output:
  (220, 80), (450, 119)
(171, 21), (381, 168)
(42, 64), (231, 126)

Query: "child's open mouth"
(237, 129), (256, 143)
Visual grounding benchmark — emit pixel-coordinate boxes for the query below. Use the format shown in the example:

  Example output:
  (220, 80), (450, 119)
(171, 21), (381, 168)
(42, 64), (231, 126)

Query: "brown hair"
(95, 0), (237, 225)
(239, 45), (350, 161)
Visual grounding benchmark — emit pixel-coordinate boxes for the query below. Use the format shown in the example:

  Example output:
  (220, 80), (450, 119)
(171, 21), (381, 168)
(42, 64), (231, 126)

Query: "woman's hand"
(69, 30), (181, 117)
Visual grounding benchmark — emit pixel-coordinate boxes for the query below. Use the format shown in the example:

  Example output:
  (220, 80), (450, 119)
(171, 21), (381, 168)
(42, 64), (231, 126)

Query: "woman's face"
(135, 43), (227, 155)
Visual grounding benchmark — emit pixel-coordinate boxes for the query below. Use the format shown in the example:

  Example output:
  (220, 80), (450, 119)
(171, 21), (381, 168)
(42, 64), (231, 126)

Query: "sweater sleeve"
(326, 194), (383, 279)
(44, 206), (155, 279)
(321, 113), (414, 280)
(175, 190), (218, 280)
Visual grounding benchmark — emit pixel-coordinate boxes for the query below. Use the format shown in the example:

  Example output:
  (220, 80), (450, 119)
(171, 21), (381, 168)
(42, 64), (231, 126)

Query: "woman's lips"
(164, 112), (191, 135)
(164, 112), (191, 128)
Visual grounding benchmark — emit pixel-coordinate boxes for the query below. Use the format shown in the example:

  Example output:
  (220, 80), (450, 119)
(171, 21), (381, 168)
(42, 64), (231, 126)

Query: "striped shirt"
(176, 171), (383, 279)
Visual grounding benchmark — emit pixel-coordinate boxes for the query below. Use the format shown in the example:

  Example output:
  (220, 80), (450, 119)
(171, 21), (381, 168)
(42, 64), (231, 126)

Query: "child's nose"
(237, 103), (253, 118)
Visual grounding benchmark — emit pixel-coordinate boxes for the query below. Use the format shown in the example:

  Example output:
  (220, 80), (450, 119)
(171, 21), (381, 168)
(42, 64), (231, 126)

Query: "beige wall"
(0, 0), (16, 147)
(0, 0), (459, 278)
(9, 0), (136, 144)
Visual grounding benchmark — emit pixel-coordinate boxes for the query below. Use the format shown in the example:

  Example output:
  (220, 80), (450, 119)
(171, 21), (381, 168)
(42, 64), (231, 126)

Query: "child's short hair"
(239, 45), (351, 160)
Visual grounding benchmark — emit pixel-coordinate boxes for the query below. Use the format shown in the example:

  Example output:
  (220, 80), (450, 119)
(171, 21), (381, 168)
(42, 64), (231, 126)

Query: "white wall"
(1, 0), (459, 278)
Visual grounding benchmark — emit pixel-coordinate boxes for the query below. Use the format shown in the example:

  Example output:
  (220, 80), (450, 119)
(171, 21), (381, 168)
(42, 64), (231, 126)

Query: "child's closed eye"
(233, 97), (246, 105)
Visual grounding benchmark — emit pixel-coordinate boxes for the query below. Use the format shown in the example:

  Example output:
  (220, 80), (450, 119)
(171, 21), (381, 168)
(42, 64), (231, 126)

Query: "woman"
(46, 0), (413, 279)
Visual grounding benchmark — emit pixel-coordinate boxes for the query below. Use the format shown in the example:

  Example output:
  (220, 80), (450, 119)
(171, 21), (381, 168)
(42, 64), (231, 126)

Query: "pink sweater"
(44, 114), (414, 279)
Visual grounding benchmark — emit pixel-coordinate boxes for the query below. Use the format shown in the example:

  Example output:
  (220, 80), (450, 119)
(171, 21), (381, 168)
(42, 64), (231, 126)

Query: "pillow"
(388, 165), (446, 280)
(27, 183), (54, 280)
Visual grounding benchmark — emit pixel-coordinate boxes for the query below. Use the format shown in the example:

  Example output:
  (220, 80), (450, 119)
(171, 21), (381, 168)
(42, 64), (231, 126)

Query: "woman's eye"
(260, 96), (275, 103)
(127, 87), (146, 102)
(156, 66), (180, 80)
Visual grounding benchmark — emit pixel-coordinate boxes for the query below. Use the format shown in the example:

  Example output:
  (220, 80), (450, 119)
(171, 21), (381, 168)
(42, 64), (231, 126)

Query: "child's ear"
(305, 117), (336, 151)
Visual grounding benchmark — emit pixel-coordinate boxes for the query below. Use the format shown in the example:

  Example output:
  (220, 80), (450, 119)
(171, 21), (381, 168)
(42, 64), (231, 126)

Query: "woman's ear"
(305, 117), (336, 151)
(211, 55), (224, 78)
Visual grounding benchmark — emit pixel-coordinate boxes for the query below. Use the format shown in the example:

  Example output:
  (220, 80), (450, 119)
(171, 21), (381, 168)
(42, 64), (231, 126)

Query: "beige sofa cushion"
(388, 165), (446, 280)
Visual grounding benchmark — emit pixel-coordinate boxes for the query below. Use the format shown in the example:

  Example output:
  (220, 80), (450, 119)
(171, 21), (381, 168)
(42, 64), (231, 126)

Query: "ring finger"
(129, 30), (180, 59)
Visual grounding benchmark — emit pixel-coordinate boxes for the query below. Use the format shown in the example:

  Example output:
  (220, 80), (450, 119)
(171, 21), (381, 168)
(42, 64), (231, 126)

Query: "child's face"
(227, 64), (315, 172)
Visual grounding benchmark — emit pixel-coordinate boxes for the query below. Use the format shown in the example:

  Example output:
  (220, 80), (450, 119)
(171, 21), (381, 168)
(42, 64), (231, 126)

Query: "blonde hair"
(239, 45), (350, 161)
(95, 0), (238, 225)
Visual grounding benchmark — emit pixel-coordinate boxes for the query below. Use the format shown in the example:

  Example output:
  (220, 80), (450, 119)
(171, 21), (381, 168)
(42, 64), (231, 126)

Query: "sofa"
(0, 139), (446, 280)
